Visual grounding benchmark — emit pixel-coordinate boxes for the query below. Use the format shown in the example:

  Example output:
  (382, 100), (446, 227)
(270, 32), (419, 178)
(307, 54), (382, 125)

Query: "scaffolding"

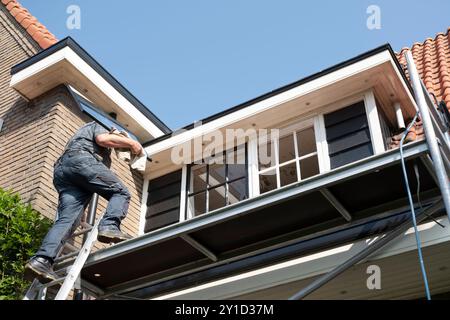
(288, 50), (450, 300)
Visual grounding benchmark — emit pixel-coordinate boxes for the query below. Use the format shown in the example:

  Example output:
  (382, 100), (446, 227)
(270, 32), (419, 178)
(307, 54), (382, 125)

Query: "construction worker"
(24, 121), (143, 283)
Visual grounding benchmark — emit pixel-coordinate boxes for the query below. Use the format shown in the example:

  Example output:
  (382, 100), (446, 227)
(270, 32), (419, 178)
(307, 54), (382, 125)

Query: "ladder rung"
(38, 277), (66, 289)
(79, 222), (92, 229)
(70, 226), (93, 238)
(54, 250), (81, 264)
(63, 242), (80, 252)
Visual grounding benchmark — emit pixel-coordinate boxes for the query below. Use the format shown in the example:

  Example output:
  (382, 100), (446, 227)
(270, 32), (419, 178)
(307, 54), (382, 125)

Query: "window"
(71, 89), (139, 141)
(187, 146), (248, 217)
(258, 119), (320, 194)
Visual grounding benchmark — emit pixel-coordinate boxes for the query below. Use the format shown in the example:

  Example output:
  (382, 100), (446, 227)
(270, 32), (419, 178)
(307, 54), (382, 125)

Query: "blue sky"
(20, 0), (450, 130)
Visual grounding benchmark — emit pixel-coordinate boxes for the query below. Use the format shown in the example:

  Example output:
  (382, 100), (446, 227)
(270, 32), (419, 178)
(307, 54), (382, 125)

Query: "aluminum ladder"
(23, 213), (103, 300)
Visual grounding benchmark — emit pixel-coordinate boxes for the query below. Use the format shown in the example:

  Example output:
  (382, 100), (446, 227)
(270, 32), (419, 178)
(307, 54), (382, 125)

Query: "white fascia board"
(10, 46), (70, 85)
(10, 47), (165, 138)
(145, 51), (393, 157)
(154, 217), (450, 300)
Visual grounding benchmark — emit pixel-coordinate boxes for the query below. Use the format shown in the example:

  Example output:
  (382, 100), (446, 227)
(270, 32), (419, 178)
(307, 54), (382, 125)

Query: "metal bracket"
(181, 234), (218, 262)
(320, 188), (352, 221)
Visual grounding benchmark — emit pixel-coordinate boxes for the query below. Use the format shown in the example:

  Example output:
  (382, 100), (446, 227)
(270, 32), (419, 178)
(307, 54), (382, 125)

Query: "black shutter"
(145, 170), (182, 233)
(324, 101), (374, 169)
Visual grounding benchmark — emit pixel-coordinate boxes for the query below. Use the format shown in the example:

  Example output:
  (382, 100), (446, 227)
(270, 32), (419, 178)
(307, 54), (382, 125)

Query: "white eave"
(9, 38), (169, 141)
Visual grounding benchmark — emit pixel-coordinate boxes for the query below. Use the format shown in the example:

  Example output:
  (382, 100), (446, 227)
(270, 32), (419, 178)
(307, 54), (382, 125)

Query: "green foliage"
(0, 188), (52, 300)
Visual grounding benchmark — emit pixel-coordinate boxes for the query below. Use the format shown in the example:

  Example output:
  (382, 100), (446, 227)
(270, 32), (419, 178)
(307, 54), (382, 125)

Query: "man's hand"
(130, 140), (143, 155)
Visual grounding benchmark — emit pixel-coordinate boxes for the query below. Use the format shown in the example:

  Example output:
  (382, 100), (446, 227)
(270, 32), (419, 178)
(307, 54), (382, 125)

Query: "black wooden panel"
(325, 114), (369, 141)
(325, 102), (373, 169)
(147, 196), (181, 217)
(145, 170), (182, 233)
(330, 143), (374, 169)
(148, 170), (182, 192)
(324, 101), (366, 127)
(147, 182), (181, 205)
(327, 128), (371, 155)
(145, 209), (180, 232)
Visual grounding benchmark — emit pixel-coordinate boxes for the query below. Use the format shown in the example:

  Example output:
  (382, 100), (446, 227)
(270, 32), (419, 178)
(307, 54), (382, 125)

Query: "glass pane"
(189, 192), (206, 216)
(258, 138), (275, 170)
(227, 146), (246, 181)
(208, 154), (226, 187)
(209, 185), (226, 212)
(259, 169), (277, 194)
(280, 162), (298, 187)
(228, 178), (247, 205)
(279, 133), (296, 164)
(297, 127), (316, 156)
(79, 101), (138, 141)
(189, 164), (207, 193)
(300, 155), (319, 180)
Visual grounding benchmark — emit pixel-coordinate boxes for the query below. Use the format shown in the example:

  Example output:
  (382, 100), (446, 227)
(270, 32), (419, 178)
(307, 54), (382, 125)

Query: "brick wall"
(0, 8), (142, 240)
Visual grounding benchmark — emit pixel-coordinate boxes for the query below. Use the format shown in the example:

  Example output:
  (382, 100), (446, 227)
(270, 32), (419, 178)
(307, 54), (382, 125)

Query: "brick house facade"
(0, 3), (148, 239)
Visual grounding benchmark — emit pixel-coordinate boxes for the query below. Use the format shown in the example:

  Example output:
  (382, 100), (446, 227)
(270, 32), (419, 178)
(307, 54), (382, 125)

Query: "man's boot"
(24, 256), (59, 284)
(97, 225), (132, 244)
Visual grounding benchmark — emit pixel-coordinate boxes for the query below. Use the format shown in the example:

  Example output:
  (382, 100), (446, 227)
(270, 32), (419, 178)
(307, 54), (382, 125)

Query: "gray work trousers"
(35, 151), (131, 261)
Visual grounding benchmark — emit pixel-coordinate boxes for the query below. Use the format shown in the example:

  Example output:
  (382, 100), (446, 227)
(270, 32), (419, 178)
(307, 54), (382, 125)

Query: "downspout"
(404, 51), (450, 223)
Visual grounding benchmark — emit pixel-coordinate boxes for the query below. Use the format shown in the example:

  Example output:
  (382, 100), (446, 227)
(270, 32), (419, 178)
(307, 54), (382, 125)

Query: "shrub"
(0, 188), (52, 300)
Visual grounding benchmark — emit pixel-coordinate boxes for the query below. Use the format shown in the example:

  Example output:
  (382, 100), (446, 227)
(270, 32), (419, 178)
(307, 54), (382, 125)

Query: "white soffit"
(145, 50), (395, 156)
(10, 46), (165, 139)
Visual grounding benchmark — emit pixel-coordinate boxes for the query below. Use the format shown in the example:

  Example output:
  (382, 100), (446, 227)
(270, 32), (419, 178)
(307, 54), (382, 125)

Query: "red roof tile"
(397, 27), (450, 109)
(1, 0), (57, 49)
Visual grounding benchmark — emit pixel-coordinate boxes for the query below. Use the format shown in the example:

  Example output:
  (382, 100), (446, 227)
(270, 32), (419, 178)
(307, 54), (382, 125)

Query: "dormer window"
(187, 145), (248, 217)
(258, 118), (321, 194)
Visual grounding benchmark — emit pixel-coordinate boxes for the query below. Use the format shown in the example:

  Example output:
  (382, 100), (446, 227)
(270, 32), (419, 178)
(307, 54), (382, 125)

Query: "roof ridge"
(397, 26), (450, 54)
(1, 0), (58, 49)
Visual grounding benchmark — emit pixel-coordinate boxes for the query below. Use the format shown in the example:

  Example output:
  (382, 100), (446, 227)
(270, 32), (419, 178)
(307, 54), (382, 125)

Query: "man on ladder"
(24, 121), (143, 284)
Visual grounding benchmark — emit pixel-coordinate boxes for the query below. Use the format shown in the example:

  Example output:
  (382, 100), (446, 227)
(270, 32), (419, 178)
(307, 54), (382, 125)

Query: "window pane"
(280, 162), (298, 187)
(227, 146), (246, 181)
(209, 185), (226, 212)
(297, 127), (316, 156)
(189, 164), (207, 193)
(279, 133), (296, 164)
(79, 101), (138, 141)
(259, 169), (277, 194)
(209, 154), (226, 187)
(300, 155), (319, 180)
(258, 139), (275, 170)
(228, 178), (247, 205)
(189, 192), (206, 216)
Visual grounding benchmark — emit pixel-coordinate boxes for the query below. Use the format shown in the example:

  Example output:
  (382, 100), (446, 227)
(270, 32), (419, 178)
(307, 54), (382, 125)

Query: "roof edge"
(10, 36), (172, 134)
(144, 43), (406, 147)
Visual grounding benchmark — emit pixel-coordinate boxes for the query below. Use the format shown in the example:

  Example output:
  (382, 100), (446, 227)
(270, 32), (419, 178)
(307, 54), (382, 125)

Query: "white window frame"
(185, 145), (249, 218)
(247, 137), (260, 197)
(255, 116), (323, 193)
(138, 178), (150, 235)
(179, 165), (188, 222)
